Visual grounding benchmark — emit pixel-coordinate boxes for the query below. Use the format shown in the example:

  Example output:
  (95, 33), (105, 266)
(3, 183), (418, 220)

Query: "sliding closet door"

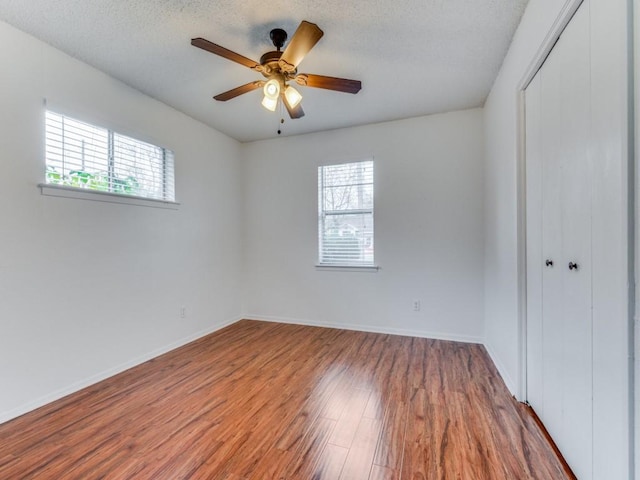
(526, 0), (630, 477)
(525, 2), (593, 478)
(555, 3), (592, 473)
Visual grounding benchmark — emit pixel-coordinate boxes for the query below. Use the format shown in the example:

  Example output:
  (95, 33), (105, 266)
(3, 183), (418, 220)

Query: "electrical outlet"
(412, 300), (421, 312)
(180, 306), (186, 318)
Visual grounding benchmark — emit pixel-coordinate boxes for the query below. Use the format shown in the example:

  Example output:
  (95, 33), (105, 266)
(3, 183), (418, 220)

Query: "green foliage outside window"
(46, 166), (140, 196)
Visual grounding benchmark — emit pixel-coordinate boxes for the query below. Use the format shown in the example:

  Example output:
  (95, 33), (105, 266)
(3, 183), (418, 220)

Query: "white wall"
(0, 20), (243, 423)
(242, 109), (485, 342)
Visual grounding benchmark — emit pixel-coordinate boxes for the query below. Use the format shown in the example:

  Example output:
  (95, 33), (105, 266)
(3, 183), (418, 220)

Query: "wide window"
(45, 111), (175, 202)
(318, 160), (374, 266)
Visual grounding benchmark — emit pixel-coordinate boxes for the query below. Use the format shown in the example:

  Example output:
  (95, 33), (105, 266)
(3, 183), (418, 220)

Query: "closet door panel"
(538, 32), (565, 446)
(556, 3), (593, 478)
(525, 74), (544, 415)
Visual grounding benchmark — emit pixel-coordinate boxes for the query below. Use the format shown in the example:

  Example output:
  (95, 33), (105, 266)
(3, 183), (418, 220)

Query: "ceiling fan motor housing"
(269, 28), (287, 50)
(259, 50), (296, 80)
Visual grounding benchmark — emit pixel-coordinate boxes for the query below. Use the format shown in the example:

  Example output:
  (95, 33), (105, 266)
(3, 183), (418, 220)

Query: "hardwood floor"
(0, 320), (573, 479)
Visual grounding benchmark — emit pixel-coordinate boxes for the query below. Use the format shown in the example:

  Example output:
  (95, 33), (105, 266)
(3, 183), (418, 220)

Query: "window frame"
(317, 159), (378, 270)
(41, 110), (177, 207)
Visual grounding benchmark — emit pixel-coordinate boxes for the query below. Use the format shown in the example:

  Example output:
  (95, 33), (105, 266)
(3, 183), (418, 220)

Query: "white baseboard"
(483, 341), (519, 398)
(0, 315), (242, 425)
(243, 314), (484, 344)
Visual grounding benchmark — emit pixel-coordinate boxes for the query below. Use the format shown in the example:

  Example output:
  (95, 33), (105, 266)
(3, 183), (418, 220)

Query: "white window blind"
(45, 111), (175, 202)
(318, 160), (374, 266)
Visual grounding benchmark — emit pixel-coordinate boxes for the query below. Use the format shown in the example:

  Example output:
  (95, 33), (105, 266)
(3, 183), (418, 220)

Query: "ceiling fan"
(191, 21), (362, 119)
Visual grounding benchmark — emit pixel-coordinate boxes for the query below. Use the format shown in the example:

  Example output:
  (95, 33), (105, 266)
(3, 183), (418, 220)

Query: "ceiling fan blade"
(191, 38), (260, 70)
(282, 95), (305, 119)
(295, 74), (362, 94)
(214, 81), (265, 101)
(278, 21), (324, 73)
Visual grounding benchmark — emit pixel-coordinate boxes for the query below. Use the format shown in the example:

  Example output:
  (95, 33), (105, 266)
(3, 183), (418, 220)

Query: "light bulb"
(263, 79), (280, 100)
(284, 85), (302, 108)
(261, 95), (278, 112)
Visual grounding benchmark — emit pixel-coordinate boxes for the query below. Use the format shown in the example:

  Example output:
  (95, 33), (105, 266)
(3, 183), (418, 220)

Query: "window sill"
(315, 264), (380, 272)
(38, 184), (180, 209)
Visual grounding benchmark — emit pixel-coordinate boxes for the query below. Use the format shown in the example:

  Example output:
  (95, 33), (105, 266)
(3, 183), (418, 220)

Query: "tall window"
(318, 160), (374, 266)
(45, 111), (175, 202)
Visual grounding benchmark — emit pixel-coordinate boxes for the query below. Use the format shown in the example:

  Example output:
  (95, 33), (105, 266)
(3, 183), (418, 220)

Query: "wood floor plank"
(338, 416), (382, 480)
(362, 390), (384, 420)
(278, 417), (337, 479)
(0, 320), (574, 479)
(309, 443), (349, 479)
(400, 387), (434, 479)
(369, 464), (398, 480)
(328, 387), (372, 448)
(373, 400), (408, 470)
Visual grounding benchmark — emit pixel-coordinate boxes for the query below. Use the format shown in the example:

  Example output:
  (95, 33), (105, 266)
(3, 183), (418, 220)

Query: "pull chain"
(277, 99), (285, 135)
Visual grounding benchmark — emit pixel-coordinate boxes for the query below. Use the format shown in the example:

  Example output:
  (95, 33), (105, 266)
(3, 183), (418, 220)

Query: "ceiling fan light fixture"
(261, 95), (278, 111)
(284, 85), (303, 108)
(263, 79), (280, 100)
(262, 79), (281, 111)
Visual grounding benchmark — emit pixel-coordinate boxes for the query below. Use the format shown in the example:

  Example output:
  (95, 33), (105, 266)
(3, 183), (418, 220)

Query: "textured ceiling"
(0, 0), (529, 142)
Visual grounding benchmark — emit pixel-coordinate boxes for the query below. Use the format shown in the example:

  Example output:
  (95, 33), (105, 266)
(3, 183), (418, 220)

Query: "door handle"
(545, 259), (553, 267)
(568, 262), (579, 271)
